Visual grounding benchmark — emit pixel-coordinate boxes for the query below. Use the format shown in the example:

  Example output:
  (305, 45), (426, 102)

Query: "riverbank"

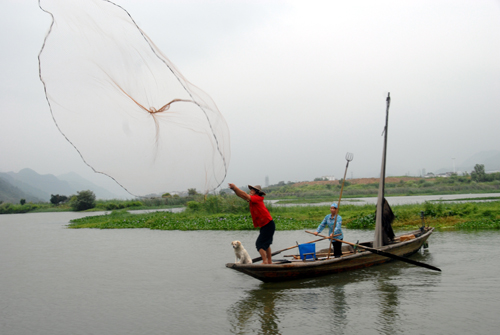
(68, 199), (500, 231)
(3, 173), (500, 214)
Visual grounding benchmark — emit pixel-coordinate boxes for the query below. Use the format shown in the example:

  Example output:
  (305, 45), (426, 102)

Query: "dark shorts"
(256, 220), (275, 251)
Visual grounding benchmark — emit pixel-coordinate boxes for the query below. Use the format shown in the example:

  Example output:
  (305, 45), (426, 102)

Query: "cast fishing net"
(38, 0), (230, 196)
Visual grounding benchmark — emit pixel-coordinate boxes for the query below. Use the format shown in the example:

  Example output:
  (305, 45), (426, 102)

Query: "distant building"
(321, 175), (336, 181)
(434, 172), (455, 178)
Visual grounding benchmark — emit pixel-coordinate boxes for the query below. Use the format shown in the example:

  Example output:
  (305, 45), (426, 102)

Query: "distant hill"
(4, 168), (75, 200)
(57, 172), (124, 200)
(433, 150), (500, 175)
(458, 150), (500, 173)
(0, 176), (44, 203)
(0, 168), (128, 203)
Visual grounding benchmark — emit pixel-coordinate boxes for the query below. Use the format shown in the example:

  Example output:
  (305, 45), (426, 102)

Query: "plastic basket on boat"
(298, 243), (316, 261)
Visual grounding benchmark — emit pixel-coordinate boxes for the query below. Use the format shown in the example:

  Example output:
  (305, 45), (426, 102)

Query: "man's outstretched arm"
(228, 183), (250, 201)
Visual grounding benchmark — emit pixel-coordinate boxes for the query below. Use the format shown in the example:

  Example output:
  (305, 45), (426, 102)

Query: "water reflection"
(325, 284), (348, 334)
(376, 271), (401, 334)
(228, 288), (282, 335)
(227, 274), (358, 335)
(227, 260), (443, 335)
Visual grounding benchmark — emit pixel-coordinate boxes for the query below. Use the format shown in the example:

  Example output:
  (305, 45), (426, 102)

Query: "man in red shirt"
(228, 183), (275, 264)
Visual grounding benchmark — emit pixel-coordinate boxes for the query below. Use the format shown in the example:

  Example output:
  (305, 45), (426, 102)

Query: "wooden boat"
(226, 227), (434, 282)
(226, 93), (437, 282)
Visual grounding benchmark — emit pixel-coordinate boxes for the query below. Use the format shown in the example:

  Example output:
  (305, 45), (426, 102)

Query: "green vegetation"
(0, 197), (189, 214)
(3, 172), (500, 216)
(0, 191), (198, 214)
(347, 200), (500, 230)
(68, 194), (500, 231)
(0, 202), (49, 214)
(471, 164), (486, 182)
(262, 173), (500, 201)
(469, 164), (500, 183)
(70, 190), (96, 211)
(50, 194), (68, 205)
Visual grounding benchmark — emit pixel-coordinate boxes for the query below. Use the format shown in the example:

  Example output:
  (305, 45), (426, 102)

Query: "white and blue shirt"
(316, 214), (343, 240)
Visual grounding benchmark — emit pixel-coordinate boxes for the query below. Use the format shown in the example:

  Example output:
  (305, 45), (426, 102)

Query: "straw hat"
(248, 185), (266, 196)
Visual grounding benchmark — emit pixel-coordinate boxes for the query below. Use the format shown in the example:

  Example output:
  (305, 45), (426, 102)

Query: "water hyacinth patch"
(68, 210), (320, 231)
(68, 201), (500, 231)
(455, 219), (500, 230)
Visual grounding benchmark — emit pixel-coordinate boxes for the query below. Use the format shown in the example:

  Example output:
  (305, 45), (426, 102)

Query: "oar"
(305, 231), (441, 272)
(251, 236), (332, 263)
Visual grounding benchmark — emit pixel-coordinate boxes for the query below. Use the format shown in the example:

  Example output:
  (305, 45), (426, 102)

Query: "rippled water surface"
(1, 211), (499, 334)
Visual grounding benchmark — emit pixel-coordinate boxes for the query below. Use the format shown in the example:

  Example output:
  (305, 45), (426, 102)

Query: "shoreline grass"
(68, 200), (500, 231)
(3, 174), (500, 214)
(0, 200), (184, 214)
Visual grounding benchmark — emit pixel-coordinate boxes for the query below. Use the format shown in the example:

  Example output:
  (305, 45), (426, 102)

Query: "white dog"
(231, 240), (252, 264)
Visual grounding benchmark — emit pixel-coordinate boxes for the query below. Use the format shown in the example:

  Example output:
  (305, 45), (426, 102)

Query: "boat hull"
(226, 227), (434, 282)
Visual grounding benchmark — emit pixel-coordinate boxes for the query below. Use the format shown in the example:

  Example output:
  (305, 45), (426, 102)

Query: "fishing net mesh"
(38, 0), (230, 196)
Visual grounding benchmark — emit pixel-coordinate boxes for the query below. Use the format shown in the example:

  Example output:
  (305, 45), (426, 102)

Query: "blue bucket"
(298, 243), (316, 260)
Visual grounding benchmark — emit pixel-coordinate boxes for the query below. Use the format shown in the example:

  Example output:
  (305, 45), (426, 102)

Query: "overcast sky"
(1, 0), (499, 196)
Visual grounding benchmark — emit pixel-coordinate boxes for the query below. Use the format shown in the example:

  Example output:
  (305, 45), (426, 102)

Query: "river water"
(1, 200), (499, 334)
(273, 192), (500, 207)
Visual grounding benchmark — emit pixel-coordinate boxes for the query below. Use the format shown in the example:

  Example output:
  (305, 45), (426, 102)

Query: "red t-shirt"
(249, 195), (273, 228)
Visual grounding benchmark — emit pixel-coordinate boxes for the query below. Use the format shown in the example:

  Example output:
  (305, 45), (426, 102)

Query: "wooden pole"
(327, 153), (353, 259)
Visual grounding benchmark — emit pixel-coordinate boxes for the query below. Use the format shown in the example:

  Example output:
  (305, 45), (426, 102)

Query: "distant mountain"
(0, 176), (44, 203)
(458, 150), (500, 173)
(6, 168), (76, 199)
(433, 150), (500, 175)
(57, 172), (123, 200)
(0, 168), (128, 203)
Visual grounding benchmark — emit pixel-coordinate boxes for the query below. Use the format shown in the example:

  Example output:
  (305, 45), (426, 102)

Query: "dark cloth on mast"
(376, 197), (395, 245)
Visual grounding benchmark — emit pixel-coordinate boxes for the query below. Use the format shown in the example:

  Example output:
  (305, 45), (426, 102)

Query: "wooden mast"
(373, 93), (391, 248)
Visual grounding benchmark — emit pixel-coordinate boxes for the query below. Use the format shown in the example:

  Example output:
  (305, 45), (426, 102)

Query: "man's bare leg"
(266, 247), (272, 264)
(259, 248), (269, 264)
